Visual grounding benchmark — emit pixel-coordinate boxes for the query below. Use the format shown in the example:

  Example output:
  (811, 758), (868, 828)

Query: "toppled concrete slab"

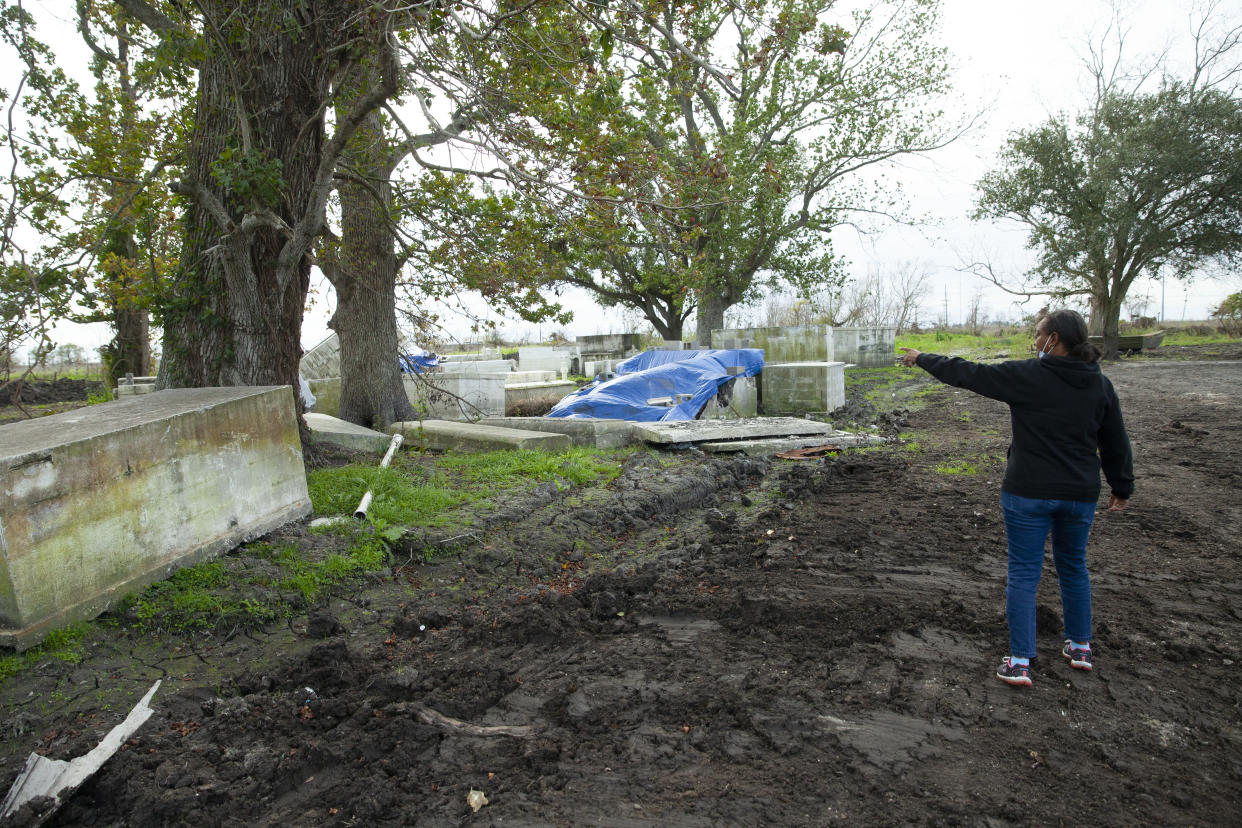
(697, 433), (884, 456)
(389, 420), (572, 453)
(632, 417), (837, 445)
(305, 413), (394, 453)
(479, 417), (637, 449)
(0, 680), (161, 824)
(0, 387), (309, 649)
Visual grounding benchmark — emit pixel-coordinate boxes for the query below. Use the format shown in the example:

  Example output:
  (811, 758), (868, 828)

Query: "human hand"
(898, 347), (921, 368)
(1107, 495), (1128, 512)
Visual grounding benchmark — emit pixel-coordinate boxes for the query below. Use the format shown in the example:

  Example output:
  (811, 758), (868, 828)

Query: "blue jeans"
(1000, 492), (1097, 659)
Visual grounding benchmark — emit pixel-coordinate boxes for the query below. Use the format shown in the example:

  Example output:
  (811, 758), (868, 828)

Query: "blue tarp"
(547, 349), (764, 422)
(398, 349), (440, 373)
(614, 349), (700, 375)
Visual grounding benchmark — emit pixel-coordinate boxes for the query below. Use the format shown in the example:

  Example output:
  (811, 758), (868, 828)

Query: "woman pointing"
(900, 309), (1134, 688)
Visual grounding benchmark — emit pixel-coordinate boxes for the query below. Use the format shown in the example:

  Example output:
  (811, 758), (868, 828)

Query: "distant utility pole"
(943, 285), (950, 327)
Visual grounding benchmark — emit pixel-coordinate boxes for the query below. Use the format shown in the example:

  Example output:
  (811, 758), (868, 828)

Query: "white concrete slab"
(479, 417), (637, 449)
(697, 433), (884, 456)
(632, 417), (837, 445)
(389, 420), (573, 453)
(305, 413), (394, 453)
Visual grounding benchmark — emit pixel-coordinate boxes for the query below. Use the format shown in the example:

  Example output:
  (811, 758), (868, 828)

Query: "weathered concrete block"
(479, 417), (636, 449)
(403, 375), (506, 421)
(389, 420), (572, 453)
(506, 370), (556, 385)
(0, 387), (310, 649)
(434, 359), (515, 375)
(517, 345), (576, 373)
(759, 362), (846, 414)
(830, 326), (896, 368)
(576, 333), (643, 357)
(505, 381), (576, 407)
(308, 375), (508, 421)
(305, 413), (393, 453)
(712, 325), (831, 364)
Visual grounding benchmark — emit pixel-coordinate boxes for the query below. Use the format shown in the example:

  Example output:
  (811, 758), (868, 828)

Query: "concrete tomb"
(504, 381), (577, 407)
(405, 375), (506, 419)
(759, 362), (846, 415)
(0, 386), (310, 649)
(828, 326), (896, 368)
(712, 324), (896, 368)
(517, 345), (576, 374)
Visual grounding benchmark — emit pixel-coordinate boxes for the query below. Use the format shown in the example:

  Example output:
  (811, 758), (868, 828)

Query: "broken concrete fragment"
(0, 681), (161, 825)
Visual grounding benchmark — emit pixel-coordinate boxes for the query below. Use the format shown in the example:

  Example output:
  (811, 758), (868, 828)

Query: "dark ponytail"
(1044, 309), (1099, 363)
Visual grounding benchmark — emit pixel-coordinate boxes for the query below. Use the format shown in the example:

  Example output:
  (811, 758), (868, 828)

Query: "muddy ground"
(2, 348), (1241, 826)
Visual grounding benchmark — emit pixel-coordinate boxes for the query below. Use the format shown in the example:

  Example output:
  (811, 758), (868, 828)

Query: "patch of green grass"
(898, 332), (1030, 360)
(934, 460), (978, 476)
(117, 530), (398, 635)
(119, 560), (280, 634)
(1160, 329), (1236, 345)
(306, 463), (463, 526)
(437, 446), (626, 488)
(0, 624), (89, 680)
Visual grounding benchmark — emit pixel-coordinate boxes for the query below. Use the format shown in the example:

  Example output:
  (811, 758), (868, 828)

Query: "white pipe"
(354, 433), (404, 519)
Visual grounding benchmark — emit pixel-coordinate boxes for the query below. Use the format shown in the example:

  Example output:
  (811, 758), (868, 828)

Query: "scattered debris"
(776, 445), (845, 460)
(0, 681), (161, 826)
(467, 789), (489, 813)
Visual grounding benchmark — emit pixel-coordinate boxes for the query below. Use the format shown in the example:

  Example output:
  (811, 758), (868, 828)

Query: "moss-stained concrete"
(0, 387), (310, 649)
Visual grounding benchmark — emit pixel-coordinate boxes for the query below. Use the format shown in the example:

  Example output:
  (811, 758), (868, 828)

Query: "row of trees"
(1, 1), (1239, 430)
(970, 10), (1242, 355)
(2, 0), (958, 429)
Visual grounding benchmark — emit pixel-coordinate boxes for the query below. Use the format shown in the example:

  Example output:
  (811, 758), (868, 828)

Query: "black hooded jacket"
(914, 353), (1134, 502)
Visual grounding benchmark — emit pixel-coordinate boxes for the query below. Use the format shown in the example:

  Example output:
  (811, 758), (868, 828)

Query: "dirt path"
(2, 358), (1240, 826)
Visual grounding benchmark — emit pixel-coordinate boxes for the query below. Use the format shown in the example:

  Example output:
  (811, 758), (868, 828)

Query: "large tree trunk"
(101, 230), (152, 383)
(324, 72), (417, 430)
(645, 311), (683, 342)
(694, 293), (729, 348)
(113, 304), (151, 378)
(1089, 289), (1123, 360)
(159, 1), (337, 397)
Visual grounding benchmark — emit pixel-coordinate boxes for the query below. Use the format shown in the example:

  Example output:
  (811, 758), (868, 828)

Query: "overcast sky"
(394, 0), (1241, 346)
(16, 1), (1241, 354)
